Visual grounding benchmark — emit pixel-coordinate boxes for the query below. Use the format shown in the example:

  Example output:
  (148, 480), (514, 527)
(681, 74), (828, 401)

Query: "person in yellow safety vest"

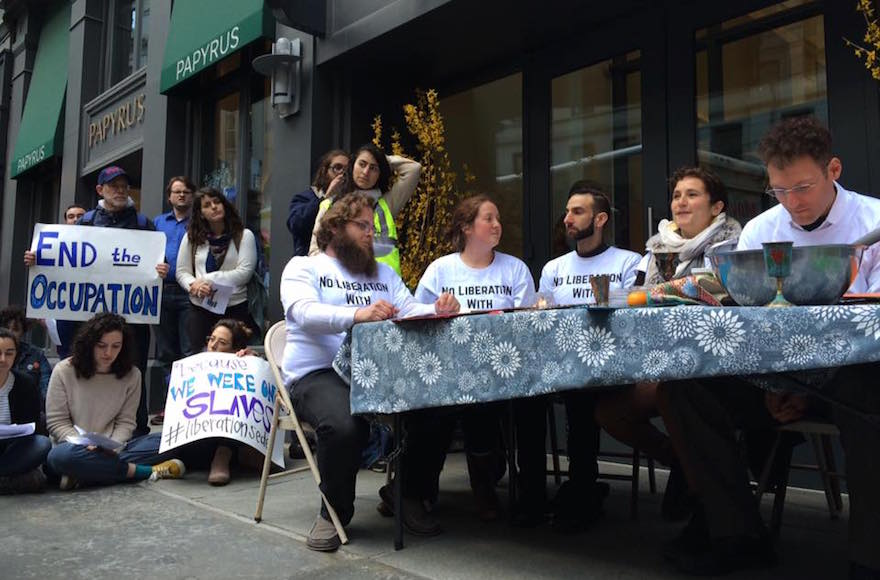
(308, 143), (421, 275)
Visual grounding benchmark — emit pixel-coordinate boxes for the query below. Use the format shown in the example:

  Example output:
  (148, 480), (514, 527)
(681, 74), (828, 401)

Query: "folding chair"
(254, 320), (349, 544)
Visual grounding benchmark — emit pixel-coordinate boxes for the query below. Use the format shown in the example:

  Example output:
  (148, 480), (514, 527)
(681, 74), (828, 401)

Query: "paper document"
(68, 425), (124, 452)
(0, 422), (35, 440)
(198, 282), (233, 315)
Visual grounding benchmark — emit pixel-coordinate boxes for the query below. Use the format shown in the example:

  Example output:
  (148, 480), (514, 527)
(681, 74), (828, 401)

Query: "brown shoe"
(378, 484), (442, 536)
(306, 515), (341, 552)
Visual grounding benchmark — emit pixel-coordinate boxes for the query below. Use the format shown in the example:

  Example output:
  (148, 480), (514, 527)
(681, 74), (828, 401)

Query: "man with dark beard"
(514, 181), (640, 530)
(280, 192), (458, 552)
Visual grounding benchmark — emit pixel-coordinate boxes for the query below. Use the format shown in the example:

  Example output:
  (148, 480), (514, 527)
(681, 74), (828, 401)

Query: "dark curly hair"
(315, 192), (376, 251)
(0, 305), (29, 333)
(449, 194), (495, 252)
(210, 319), (253, 352)
(341, 144), (392, 196)
(313, 149), (349, 193)
(669, 166), (728, 210)
(187, 187), (245, 248)
(758, 116), (832, 172)
(70, 313), (134, 379)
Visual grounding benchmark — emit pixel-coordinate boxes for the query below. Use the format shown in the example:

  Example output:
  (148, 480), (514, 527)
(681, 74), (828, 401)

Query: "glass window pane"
(204, 92), (240, 198)
(140, 0), (150, 67)
(696, 11), (827, 224)
(550, 52), (643, 258)
(248, 78), (272, 288)
(440, 73), (523, 256)
(110, 0), (136, 84)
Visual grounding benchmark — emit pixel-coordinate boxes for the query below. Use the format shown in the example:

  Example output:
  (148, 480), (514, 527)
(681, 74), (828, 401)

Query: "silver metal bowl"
(709, 244), (863, 306)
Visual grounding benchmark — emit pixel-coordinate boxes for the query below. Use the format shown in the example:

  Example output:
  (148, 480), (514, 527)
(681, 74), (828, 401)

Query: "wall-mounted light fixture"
(252, 37), (302, 118)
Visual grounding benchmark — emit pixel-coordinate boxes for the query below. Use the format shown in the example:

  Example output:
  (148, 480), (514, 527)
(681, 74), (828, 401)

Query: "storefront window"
(204, 92), (241, 197)
(106, 0), (150, 86)
(247, 78), (272, 283)
(696, 3), (827, 224)
(440, 73), (524, 255)
(550, 51), (643, 257)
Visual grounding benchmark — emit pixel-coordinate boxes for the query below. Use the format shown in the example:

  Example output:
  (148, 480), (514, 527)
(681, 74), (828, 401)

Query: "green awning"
(160, 0), (273, 93)
(10, 1), (69, 179)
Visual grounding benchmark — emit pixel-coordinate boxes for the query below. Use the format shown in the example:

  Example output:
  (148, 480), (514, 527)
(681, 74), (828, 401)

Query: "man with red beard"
(280, 192), (458, 552)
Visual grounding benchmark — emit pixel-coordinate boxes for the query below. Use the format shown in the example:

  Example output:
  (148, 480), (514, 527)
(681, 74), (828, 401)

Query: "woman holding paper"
(0, 328), (51, 493)
(45, 313), (185, 489)
(176, 187), (258, 357)
(396, 195), (535, 521)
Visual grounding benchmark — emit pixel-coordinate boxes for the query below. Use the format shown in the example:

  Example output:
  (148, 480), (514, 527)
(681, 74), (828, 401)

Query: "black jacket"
(7, 369), (44, 433)
(287, 188), (321, 257)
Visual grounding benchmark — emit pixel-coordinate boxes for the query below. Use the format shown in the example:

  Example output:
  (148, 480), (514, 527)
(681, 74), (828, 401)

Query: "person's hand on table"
(434, 292), (460, 315)
(765, 391), (809, 424)
(23, 250), (35, 267)
(354, 299), (399, 323)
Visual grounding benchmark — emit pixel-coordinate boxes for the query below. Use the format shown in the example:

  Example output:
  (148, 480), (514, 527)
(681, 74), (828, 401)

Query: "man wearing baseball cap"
(24, 165), (169, 437)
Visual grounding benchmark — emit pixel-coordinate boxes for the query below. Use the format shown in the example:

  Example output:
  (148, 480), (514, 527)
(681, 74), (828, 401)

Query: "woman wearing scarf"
(595, 166), (741, 519)
(176, 187), (258, 353)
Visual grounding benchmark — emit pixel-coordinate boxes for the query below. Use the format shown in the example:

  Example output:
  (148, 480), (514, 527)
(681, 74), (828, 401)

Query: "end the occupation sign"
(26, 224), (166, 324)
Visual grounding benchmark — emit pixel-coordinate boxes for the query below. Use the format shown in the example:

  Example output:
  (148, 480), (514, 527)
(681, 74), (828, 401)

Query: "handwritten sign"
(26, 224), (166, 323)
(159, 352), (284, 468)
(198, 282), (233, 315)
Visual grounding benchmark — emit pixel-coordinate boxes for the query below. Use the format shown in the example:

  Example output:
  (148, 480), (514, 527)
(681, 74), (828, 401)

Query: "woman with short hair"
(45, 313), (184, 489)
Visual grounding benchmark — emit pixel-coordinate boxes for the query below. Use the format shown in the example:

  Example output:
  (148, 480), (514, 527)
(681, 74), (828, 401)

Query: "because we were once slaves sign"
(159, 352), (285, 468)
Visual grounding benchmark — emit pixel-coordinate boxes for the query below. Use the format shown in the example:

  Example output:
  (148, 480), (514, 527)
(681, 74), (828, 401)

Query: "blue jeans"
(46, 433), (163, 485)
(0, 435), (51, 476)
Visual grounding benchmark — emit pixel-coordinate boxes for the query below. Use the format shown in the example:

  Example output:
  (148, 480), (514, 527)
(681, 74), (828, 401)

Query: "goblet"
(762, 241), (794, 307)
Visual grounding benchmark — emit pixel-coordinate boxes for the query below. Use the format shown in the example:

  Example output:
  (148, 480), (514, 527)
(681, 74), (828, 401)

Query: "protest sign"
(159, 352), (285, 467)
(198, 281), (233, 315)
(26, 224), (166, 323)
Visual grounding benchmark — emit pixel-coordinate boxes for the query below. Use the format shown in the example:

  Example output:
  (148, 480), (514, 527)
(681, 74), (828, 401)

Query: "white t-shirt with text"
(280, 253), (435, 384)
(415, 252), (536, 311)
(539, 246), (641, 306)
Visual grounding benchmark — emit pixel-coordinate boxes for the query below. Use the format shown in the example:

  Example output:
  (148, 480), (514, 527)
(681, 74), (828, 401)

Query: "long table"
(338, 304), (880, 414)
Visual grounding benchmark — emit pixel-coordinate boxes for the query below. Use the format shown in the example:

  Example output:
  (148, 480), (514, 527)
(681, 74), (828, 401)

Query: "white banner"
(26, 224), (166, 324)
(159, 352), (285, 468)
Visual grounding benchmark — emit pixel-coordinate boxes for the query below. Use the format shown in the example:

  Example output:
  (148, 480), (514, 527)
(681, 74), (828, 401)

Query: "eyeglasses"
(329, 163), (347, 174)
(764, 182), (816, 199)
(349, 219), (375, 234)
(171, 189), (193, 196)
(205, 335), (231, 348)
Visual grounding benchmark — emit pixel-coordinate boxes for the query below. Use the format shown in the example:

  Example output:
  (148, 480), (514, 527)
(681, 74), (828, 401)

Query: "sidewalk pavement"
(1, 454), (849, 579)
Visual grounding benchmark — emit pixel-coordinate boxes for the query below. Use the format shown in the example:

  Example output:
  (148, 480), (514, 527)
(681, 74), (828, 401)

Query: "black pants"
(131, 324), (151, 436)
(660, 365), (880, 570)
(514, 390), (601, 510)
(401, 402), (503, 501)
(290, 369), (370, 526)
(186, 301), (258, 354)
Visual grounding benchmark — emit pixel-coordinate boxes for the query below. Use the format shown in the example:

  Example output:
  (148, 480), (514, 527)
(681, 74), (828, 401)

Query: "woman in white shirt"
(177, 187), (258, 355)
(402, 195), (536, 521)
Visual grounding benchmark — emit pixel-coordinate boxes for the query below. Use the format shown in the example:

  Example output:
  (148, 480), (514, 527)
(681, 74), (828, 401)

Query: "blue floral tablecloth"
(334, 305), (880, 415)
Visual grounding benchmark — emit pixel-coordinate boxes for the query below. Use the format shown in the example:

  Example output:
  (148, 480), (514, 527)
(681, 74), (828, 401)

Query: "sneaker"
(378, 484), (442, 536)
(149, 459), (186, 481)
(306, 515), (341, 552)
(59, 474), (79, 491)
(0, 469), (46, 494)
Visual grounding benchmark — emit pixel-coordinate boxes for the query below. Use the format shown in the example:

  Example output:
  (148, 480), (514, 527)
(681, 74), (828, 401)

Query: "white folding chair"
(254, 320), (348, 544)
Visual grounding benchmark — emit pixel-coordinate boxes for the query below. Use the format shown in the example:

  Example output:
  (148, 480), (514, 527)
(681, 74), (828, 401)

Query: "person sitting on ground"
(201, 318), (258, 485)
(0, 306), (52, 402)
(308, 143), (421, 275)
(396, 194), (536, 522)
(595, 167), (741, 520)
(288, 149), (349, 256)
(45, 313), (184, 490)
(0, 328), (51, 494)
(281, 192), (458, 552)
